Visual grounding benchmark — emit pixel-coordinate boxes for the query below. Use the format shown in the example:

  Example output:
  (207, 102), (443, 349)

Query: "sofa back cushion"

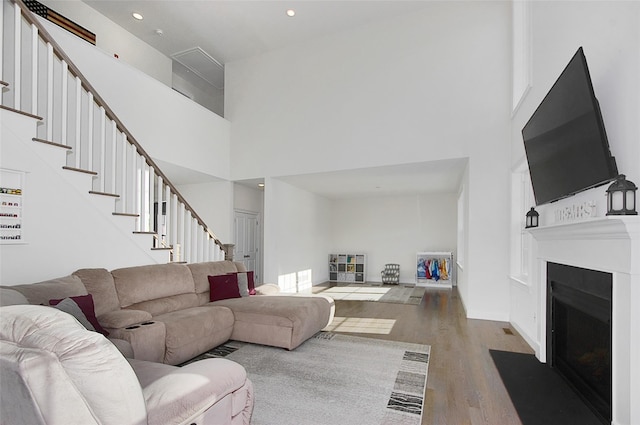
(112, 264), (197, 315)
(187, 261), (243, 305)
(2, 275), (88, 306)
(73, 268), (120, 317)
(0, 305), (147, 425)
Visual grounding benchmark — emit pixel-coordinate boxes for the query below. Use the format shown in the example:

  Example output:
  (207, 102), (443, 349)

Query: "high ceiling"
(79, 0), (466, 199)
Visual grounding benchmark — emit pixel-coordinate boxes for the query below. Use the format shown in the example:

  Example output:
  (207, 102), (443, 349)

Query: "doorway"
(234, 210), (261, 283)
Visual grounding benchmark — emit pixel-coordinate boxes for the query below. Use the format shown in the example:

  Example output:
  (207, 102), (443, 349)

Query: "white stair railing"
(1, 0), (225, 262)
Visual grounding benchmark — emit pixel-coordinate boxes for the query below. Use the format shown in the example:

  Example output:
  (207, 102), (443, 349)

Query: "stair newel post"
(13, 3), (21, 110)
(30, 23), (37, 115)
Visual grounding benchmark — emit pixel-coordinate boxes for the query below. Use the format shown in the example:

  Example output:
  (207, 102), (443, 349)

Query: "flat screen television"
(522, 47), (618, 205)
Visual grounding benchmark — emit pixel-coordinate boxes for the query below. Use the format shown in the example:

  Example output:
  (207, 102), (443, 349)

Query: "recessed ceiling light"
(132, 12), (143, 20)
(258, 183), (265, 188)
(286, 9), (296, 17)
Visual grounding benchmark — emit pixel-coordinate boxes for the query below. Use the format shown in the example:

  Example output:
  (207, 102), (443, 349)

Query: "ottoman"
(209, 295), (335, 350)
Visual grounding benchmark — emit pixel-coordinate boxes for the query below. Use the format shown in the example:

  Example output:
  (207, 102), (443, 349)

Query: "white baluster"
(30, 24), (37, 115)
(74, 77), (81, 168)
(135, 154), (142, 231)
(0, 0), (4, 96)
(46, 42), (53, 141)
(184, 209), (191, 262)
(119, 134), (128, 213)
(87, 92), (94, 171)
(171, 193), (179, 249)
(148, 166), (155, 236)
(164, 185), (171, 246)
(61, 62), (68, 145)
(110, 121), (117, 193)
(156, 176), (163, 244)
(13, 4), (21, 110)
(98, 106), (106, 191)
(178, 202), (185, 261)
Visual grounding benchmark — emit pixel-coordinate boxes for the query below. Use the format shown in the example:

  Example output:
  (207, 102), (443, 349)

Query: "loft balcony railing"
(0, 0), (225, 263)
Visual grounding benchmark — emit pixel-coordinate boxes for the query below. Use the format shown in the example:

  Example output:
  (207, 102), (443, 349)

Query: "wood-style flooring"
(314, 284), (534, 425)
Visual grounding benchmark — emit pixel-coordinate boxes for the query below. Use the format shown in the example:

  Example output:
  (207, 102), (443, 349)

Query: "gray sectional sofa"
(1, 260), (335, 365)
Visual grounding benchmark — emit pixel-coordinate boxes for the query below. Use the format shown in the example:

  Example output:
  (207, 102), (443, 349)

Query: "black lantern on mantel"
(525, 207), (539, 228)
(606, 174), (637, 215)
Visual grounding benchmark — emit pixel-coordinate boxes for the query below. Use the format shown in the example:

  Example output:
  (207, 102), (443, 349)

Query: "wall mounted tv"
(522, 47), (618, 205)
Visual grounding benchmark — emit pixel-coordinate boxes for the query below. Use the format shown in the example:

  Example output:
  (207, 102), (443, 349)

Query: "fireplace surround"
(528, 217), (639, 425)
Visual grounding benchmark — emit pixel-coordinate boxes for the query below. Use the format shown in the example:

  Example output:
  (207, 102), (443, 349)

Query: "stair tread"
(32, 138), (72, 150)
(88, 190), (119, 198)
(62, 166), (98, 176)
(0, 105), (43, 120)
(113, 212), (139, 217)
(0, 81), (8, 87)
(133, 231), (157, 235)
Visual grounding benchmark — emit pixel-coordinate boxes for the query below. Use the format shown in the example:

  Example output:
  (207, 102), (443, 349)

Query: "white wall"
(329, 193), (457, 284)
(0, 111), (168, 285)
(263, 179), (332, 288)
(39, 0), (172, 85)
(509, 1), (640, 350)
(226, 1), (513, 319)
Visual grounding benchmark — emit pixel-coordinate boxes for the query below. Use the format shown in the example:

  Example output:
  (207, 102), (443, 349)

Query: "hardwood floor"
(314, 284), (534, 425)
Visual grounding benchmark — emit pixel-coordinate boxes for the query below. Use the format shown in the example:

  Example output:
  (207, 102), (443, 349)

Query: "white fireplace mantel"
(528, 215), (639, 425)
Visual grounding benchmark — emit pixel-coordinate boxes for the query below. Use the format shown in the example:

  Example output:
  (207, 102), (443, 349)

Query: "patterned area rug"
(315, 284), (425, 304)
(183, 332), (430, 425)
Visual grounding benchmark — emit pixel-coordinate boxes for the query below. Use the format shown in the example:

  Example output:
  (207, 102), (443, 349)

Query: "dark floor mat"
(489, 349), (604, 425)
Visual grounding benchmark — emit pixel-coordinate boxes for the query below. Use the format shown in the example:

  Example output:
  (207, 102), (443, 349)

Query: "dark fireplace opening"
(547, 262), (612, 424)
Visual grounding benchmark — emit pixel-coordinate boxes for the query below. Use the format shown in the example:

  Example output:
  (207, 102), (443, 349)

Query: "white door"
(234, 211), (260, 282)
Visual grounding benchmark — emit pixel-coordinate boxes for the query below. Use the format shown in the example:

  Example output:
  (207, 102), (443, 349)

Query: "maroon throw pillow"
(208, 274), (241, 302)
(49, 294), (109, 336)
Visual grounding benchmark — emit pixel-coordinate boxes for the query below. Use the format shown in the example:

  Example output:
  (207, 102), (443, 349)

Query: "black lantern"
(606, 174), (637, 215)
(525, 207), (539, 228)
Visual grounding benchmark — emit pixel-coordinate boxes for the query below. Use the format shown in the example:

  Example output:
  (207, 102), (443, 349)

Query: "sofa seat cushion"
(128, 357), (253, 425)
(153, 306), (235, 365)
(209, 296), (335, 350)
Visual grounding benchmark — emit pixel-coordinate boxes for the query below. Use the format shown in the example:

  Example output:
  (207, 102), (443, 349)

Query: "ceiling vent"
(171, 47), (224, 90)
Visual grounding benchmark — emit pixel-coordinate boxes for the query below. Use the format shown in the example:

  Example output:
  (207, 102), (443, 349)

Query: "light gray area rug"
(316, 284), (425, 305)
(187, 332), (430, 425)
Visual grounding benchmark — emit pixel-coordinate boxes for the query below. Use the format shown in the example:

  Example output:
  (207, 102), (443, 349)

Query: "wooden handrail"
(11, 0), (222, 248)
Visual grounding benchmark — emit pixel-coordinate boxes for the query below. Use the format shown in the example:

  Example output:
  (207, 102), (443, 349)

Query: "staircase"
(0, 0), (225, 265)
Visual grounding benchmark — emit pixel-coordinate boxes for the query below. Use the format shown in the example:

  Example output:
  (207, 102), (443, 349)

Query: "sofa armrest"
(98, 309), (152, 329)
(254, 284), (280, 296)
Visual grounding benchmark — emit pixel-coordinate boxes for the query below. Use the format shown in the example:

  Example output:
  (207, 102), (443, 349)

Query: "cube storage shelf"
(329, 253), (366, 283)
